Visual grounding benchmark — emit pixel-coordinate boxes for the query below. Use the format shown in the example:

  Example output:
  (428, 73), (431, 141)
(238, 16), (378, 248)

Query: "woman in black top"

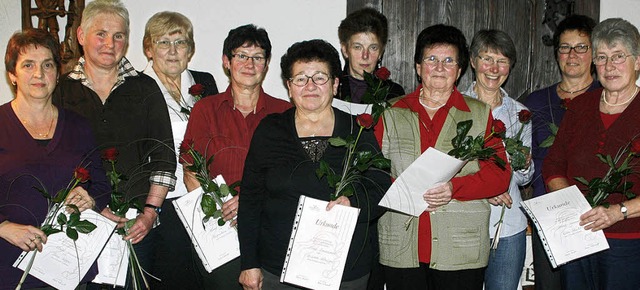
(337, 8), (405, 103)
(238, 39), (390, 290)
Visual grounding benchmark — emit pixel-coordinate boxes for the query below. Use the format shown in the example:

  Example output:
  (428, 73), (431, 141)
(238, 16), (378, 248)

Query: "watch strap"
(620, 202), (628, 220)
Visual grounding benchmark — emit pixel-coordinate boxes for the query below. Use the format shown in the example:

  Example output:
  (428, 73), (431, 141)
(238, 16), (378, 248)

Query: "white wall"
(0, 0), (346, 105)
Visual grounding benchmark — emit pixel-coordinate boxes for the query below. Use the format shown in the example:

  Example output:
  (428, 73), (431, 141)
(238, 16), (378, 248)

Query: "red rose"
(189, 84), (206, 96)
(356, 113), (375, 129)
(492, 119), (506, 136)
(180, 139), (193, 156)
(74, 167), (91, 183)
(631, 139), (640, 155)
(518, 110), (532, 123)
(374, 67), (391, 81)
(101, 147), (118, 162)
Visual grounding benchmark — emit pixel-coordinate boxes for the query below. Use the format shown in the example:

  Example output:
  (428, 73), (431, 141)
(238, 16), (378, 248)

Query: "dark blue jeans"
(561, 238), (640, 290)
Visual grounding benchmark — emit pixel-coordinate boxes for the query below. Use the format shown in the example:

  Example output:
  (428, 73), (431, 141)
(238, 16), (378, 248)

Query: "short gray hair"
(469, 29), (517, 68)
(592, 18), (640, 57)
(81, 0), (130, 35)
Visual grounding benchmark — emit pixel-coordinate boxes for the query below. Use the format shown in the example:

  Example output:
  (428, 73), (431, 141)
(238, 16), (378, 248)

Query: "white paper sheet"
(280, 195), (360, 290)
(173, 175), (240, 272)
(168, 120), (189, 199)
(521, 185), (610, 268)
(378, 147), (466, 216)
(332, 98), (372, 116)
(92, 208), (137, 286)
(13, 209), (116, 290)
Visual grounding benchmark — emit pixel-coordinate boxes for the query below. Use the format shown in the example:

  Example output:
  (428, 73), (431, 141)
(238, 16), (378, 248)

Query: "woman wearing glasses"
(238, 39), (390, 289)
(544, 18), (640, 290)
(141, 11), (218, 289)
(523, 14), (599, 290)
(460, 29), (532, 290)
(182, 24), (291, 289)
(373, 24), (510, 289)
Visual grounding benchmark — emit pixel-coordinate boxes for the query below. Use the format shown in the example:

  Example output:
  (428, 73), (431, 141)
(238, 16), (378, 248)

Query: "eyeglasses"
(593, 53), (634, 66)
(154, 39), (190, 50)
(422, 55), (458, 68)
(476, 55), (510, 67)
(557, 44), (590, 54)
(232, 54), (267, 65)
(289, 72), (331, 87)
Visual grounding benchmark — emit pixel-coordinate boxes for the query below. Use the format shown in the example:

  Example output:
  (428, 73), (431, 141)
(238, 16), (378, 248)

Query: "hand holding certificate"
(521, 185), (609, 268)
(280, 195), (360, 290)
(13, 210), (116, 290)
(378, 147), (466, 216)
(173, 175), (240, 272)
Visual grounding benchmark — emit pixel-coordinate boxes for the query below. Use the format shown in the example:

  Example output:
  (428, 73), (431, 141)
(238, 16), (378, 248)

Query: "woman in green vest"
(372, 24), (511, 290)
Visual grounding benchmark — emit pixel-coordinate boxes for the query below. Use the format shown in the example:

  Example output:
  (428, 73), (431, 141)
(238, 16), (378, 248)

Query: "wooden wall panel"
(347, 0), (600, 102)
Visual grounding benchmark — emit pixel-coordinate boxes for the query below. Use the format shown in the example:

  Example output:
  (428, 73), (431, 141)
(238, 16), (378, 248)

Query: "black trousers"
(383, 263), (485, 290)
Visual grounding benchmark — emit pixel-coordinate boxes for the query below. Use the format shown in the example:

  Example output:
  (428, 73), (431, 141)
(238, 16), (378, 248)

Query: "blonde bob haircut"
(143, 11), (195, 60)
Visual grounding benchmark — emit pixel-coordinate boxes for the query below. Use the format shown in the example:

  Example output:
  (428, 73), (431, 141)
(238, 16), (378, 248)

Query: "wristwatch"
(144, 203), (162, 214)
(620, 202), (628, 220)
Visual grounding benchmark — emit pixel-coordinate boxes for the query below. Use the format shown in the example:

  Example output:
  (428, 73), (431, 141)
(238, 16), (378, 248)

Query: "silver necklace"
(602, 86), (639, 107)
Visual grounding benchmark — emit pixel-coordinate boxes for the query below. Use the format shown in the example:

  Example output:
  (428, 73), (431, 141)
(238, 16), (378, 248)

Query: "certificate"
(92, 208), (137, 287)
(13, 209), (116, 290)
(280, 195), (360, 290)
(521, 185), (610, 268)
(378, 147), (466, 216)
(172, 175), (240, 272)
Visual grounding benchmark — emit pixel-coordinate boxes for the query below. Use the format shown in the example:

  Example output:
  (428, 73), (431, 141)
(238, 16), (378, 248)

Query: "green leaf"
(200, 194), (217, 216)
(57, 213), (68, 225)
(66, 227), (78, 241)
(219, 184), (230, 196)
(328, 137), (347, 147)
(68, 212), (80, 226)
(217, 218), (226, 226)
(212, 210), (223, 219)
(52, 189), (68, 203)
(40, 225), (62, 236)
(74, 220), (97, 234)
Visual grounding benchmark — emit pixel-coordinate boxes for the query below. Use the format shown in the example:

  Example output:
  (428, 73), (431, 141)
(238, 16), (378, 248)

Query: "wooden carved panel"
(22, 0), (85, 73)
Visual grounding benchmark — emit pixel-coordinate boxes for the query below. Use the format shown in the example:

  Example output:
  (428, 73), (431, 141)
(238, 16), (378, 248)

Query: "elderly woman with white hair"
(544, 18), (640, 290)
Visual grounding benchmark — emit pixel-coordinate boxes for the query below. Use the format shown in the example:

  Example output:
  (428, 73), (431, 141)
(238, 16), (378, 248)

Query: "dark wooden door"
(347, 0), (599, 102)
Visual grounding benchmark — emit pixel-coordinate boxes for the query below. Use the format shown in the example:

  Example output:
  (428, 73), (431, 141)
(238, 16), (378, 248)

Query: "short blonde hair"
(143, 11), (195, 59)
(81, 0), (129, 35)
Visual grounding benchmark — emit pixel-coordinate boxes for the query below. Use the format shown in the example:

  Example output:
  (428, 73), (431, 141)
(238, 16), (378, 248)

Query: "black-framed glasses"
(422, 55), (458, 68)
(476, 55), (510, 67)
(154, 39), (190, 50)
(557, 44), (590, 54)
(232, 54), (267, 64)
(289, 72), (331, 87)
(593, 53), (634, 66)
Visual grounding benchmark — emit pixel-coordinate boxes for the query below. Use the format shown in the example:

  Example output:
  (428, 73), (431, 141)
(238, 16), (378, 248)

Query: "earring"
(11, 81), (16, 86)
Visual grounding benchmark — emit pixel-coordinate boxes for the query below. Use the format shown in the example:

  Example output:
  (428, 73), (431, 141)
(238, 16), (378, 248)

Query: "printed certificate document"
(92, 208), (137, 287)
(379, 147), (466, 216)
(13, 209), (116, 290)
(280, 195), (360, 290)
(521, 185), (610, 268)
(173, 175), (240, 272)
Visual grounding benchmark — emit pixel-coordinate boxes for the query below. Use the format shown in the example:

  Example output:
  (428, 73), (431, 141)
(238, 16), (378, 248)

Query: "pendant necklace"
(20, 105), (55, 138)
(558, 82), (591, 94)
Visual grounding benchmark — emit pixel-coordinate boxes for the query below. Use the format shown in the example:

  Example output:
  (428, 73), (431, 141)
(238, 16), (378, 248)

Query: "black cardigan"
(238, 107), (391, 281)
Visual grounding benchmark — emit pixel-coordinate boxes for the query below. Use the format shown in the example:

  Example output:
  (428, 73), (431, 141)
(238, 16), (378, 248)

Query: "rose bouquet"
(448, 118), (507, 169)
(16, 166), (97, 289)
(316, 113), (390, 201)
(179, 140), (239, 227)
(575, 139), (640, 207)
